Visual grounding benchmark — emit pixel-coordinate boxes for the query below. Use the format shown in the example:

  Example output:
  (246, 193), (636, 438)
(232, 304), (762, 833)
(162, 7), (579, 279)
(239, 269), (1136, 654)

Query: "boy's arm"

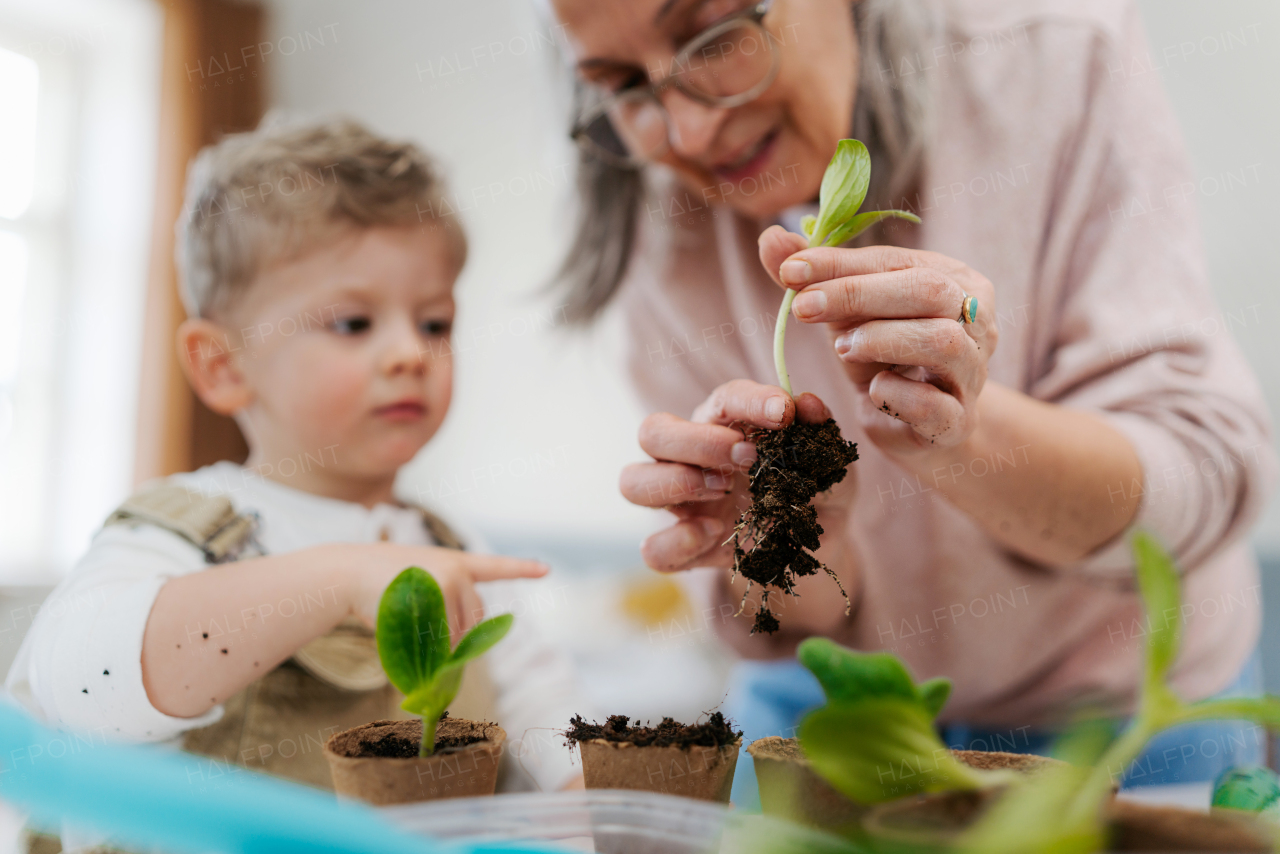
(142, 542), (546, 718)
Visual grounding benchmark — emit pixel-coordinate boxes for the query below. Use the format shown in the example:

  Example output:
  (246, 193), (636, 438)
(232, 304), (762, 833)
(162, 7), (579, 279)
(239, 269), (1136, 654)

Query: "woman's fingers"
(867, 370), (968, 444)
(691, 379), (795, 430)
(638, 412), (755, 470)
(790, 266), (968, 325)
(640, 516), (726, 572)
(834, 318), (978, 392)
(758, 225), (810, 288)
(620, 461), (735, 507)
(779, 244), (953, 285)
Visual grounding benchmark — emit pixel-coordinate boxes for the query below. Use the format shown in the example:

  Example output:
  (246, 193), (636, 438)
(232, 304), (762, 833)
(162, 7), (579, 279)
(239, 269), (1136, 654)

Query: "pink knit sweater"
(616, 0), (1276, 727)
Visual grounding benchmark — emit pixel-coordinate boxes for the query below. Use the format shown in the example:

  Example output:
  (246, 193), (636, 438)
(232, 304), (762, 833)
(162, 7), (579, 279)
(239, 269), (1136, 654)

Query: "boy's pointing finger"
(463, 555), (550, 582)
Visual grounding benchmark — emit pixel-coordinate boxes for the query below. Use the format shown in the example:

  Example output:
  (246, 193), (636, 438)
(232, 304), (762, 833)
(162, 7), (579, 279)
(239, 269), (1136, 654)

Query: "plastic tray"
(380, 789), (858, 854)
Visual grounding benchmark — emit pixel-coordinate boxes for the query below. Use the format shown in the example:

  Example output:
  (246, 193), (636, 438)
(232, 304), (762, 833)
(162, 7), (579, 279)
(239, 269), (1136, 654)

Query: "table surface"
(1115, 781), (1213, 811)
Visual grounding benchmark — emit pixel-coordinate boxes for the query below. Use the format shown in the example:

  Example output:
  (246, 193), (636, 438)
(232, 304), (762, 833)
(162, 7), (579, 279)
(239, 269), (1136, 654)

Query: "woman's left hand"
(759, 226), (998, 458)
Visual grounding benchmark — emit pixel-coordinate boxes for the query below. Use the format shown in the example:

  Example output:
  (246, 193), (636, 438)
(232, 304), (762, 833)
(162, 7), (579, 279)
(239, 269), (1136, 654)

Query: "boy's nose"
(381, 322), (428, 376)
(659, 89), (727, 161)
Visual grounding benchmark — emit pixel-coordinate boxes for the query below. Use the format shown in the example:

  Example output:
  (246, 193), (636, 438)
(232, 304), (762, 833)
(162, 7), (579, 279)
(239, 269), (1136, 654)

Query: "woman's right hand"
(339, 544), (547, 641)
(620, 380), (837, 573)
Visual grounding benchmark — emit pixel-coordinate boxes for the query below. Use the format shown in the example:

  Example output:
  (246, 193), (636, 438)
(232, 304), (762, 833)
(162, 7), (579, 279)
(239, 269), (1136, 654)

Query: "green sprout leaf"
(917, 678), (953, 719)
(376, 566), (449, 696)
(799, 214), (816, 239)
(375, 567), (514, 756)
(822, 208), (921, 248)
(801, 699), (981, 804)
(795, 638), (976, 805)
(811, 140), (871, 247)
(798, 638), (922, 705)
(450, 613), (513, 666)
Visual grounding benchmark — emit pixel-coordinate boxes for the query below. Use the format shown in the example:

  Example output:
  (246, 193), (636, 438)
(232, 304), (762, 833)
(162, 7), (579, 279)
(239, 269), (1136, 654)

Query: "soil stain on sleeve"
(731, 418), (858, 635)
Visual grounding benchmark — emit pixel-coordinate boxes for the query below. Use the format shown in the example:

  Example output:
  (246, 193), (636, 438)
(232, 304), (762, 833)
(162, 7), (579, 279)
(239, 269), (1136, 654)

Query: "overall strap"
(104, 483), (259, 564)
(417, 505), (466, 551)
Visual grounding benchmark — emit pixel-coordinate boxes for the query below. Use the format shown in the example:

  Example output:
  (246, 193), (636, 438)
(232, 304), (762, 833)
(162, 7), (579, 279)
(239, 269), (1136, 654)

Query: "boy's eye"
(331, 316), (372, 335)
(420, 318), (452, 337)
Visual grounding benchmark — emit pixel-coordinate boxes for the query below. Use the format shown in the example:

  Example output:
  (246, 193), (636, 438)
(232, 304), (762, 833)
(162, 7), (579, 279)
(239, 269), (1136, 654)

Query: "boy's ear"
(176, 319), (253, 415)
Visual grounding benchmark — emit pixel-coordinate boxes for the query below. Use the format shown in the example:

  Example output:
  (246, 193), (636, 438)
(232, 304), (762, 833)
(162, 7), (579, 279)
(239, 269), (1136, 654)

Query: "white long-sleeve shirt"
(4, 461), (587, 792)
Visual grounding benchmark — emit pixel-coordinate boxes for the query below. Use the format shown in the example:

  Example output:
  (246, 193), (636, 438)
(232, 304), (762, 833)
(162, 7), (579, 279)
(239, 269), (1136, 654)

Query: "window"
(0, 2), (162, 583)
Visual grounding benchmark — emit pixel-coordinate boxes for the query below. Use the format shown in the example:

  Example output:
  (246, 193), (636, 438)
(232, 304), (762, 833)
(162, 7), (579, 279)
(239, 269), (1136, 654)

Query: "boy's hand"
(340, 544), (548, 643)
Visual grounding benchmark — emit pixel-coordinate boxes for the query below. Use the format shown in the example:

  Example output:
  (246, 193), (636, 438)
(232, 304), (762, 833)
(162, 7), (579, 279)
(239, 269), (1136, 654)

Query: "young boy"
(5, 119), (588, 801)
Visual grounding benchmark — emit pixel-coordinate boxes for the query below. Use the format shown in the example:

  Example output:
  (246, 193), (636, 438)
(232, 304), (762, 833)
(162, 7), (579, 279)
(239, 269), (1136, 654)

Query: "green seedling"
(959, 532), (1280, 853)
(796, 637), (1000, 804)
(773, 139), (919, 396)
(375, 566), (513, 756)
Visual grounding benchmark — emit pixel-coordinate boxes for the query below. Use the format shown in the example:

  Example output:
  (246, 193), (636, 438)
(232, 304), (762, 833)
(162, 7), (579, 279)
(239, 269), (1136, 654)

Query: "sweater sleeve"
(4, 524), (222, 741)
(1026, 2), (1277, 576)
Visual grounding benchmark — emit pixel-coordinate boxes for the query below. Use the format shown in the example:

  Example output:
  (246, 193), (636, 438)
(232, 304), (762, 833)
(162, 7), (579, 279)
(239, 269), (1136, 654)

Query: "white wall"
(262, 0), (658, 550)
(262, 0), (1280, 558)
(1133, 1), (1280, 557)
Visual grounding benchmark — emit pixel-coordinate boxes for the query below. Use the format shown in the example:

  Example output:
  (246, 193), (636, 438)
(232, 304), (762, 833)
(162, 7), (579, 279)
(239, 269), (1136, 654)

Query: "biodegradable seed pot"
(324, 716), (505, 805)
(566, 714), (742, 803)
(749, 737), (1062, 834)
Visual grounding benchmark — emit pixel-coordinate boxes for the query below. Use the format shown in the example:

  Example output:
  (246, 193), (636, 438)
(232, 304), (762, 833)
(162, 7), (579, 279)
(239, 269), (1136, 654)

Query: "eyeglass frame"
(571, 0), (780, 168)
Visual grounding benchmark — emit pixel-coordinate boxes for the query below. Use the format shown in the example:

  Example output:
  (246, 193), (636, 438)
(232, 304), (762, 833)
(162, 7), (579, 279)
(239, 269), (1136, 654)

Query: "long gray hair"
(556, 0), (939, 323)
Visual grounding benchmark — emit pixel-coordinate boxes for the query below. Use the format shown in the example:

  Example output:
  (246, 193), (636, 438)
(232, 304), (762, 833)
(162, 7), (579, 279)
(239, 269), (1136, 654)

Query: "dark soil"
(564, 712), (742, 749)
(331, 714), (494, 759)
(731, 418), (858, 634)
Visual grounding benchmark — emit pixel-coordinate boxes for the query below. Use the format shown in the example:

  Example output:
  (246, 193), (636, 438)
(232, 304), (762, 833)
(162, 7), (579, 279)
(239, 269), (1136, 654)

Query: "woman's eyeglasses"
(572, 0), (779, 169)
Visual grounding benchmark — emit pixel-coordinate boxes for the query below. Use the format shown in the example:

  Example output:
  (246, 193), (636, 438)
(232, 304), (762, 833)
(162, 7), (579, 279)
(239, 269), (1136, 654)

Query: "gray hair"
(556, 0), (938, 323)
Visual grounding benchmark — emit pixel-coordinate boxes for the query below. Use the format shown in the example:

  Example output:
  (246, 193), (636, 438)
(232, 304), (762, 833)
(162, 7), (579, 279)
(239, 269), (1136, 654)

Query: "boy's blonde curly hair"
(176, 116), (466, 319)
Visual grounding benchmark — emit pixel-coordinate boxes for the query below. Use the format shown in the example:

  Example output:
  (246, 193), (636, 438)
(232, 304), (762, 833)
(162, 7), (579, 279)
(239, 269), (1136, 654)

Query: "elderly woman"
(550, 0), (1276, 800)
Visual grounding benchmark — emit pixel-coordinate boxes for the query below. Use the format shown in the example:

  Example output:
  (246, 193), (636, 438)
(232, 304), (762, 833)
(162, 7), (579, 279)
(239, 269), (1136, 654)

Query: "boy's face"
(225, 224), (457, 480)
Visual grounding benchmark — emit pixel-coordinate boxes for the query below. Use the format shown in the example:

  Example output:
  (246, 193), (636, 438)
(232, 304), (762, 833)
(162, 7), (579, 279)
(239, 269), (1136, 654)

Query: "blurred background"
(0, 0), (1278, 722)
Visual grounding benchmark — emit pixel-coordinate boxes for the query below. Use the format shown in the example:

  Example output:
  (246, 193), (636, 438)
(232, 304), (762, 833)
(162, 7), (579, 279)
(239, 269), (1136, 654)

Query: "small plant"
(731, 139), (918, 634)
(375, 567), (512, 757)
(773, 139), (920, 397)
(795, 637), (1000, 804)
(959, 532), (1280, 853)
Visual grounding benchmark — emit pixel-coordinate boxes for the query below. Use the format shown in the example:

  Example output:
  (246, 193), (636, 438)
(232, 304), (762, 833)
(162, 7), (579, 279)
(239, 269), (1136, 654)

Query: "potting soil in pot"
(324, 716), (505, 806)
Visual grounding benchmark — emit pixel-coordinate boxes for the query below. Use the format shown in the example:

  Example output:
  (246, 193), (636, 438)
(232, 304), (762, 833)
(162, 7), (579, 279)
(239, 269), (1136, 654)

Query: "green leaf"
(401, 662), (464, 719)
(1133, 532), (1181, 688)
(917, 678), (952, 719)
(797, 637), (918, 705)
(1174, 696), (1280, 728)
(799, 214), (816, 238)
(958, 757), (1102, 854)
(449, 613), (513, 666)
(811, 139), (870, 247)
(799, 698), (981, 804)
(821, 209), (921, 247)
(376, 567), (449, 696)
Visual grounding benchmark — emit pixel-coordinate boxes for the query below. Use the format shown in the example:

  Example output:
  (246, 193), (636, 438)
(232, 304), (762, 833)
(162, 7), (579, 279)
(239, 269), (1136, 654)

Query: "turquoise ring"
(959, 294), (978, 324)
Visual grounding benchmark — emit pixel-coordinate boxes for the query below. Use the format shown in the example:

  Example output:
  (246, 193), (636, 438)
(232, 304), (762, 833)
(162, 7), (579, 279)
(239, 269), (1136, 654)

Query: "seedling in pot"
(732, 139), (919, 634)
(796, 637), (1007, 805)
(376, 566), (512, 756)
(322, 566), (511, 805)
(958, 533), (1280, 854)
